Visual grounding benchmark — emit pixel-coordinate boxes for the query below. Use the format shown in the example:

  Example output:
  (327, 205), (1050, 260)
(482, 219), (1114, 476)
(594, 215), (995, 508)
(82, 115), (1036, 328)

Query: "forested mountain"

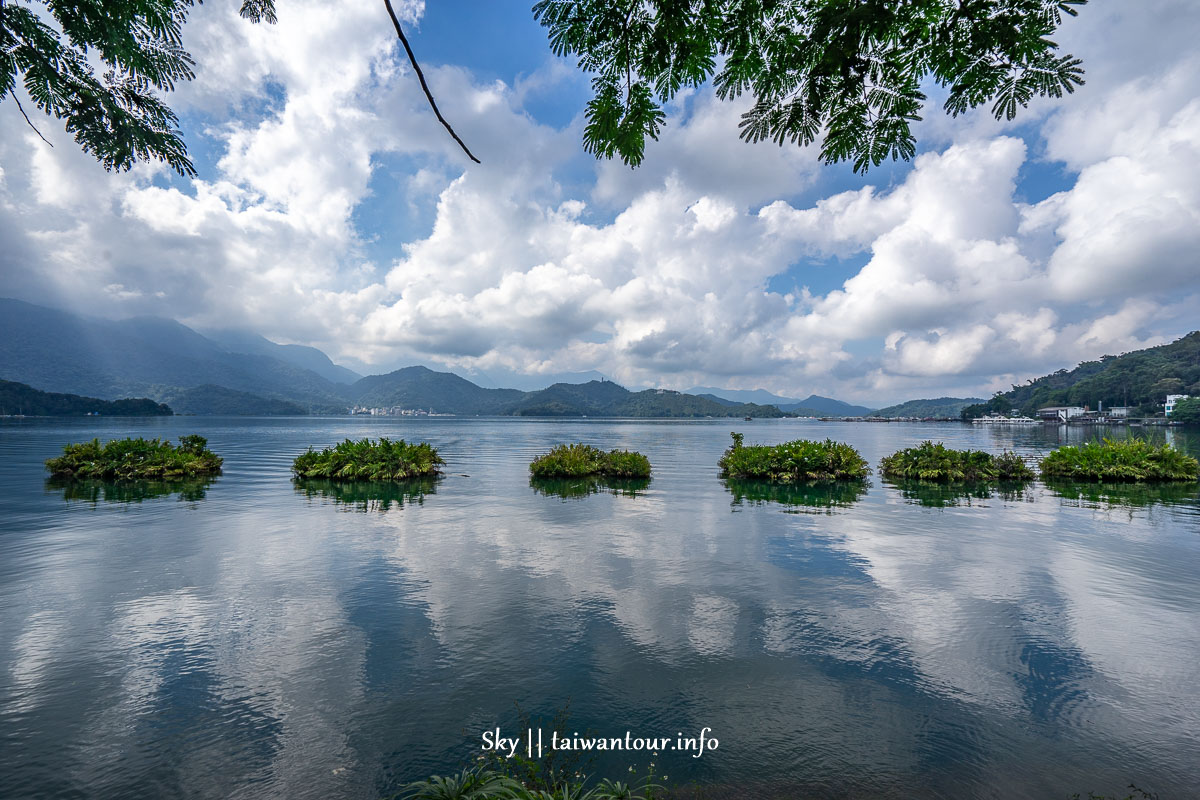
(778, 395), (875, 416)
(0, 298), (353, 412)
(873, 397), (985, 418)
(961, 332), (1200, 418)
(164, 385), (307, 415)
(351, 366), (526, 413)
(351, 373), (785, 417)
(689, 387), (874, 415)
(0, 380), (171, 416)
(506, 382), (785, 417)
(201, 329), (362, 385)
(687, 386), (802, 406)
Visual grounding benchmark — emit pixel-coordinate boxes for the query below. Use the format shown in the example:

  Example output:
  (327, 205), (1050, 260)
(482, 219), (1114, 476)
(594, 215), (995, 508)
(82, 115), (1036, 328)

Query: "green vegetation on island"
(879, 441), (1035, 482)
(718, 433), (869, 482)
(45, 435), (222, 480)
(1, 379), (171, 416)
(962, 330), (1200, 419)
(1039, 438), (1200, 482)
(291, 438), (445, 481)
(400, 767), (660, 800)
(529, 444), (652, 479)
(164, 384), (306, 415)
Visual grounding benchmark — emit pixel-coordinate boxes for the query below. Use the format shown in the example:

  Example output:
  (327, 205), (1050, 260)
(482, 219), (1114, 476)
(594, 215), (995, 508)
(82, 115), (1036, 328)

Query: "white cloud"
(1, 0), (1198, 403)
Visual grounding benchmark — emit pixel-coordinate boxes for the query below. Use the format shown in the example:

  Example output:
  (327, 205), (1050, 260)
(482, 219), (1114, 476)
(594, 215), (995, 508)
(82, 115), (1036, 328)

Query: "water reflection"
(45, 476), (216, 504)
(293, 476), (440, 511)
(4, 418), (1200, 800)
(1045, 478), (1200, 508)
(528, 475), (651, 499)
(723, 478), (867, 512)
(884, 479), (1034, 508)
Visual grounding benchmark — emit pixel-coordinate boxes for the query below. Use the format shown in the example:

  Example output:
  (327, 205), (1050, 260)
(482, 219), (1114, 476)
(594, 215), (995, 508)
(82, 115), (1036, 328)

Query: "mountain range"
(871, 397), (986, 418)
(0, 298), (796, 417)
(687, 386), (875, 416)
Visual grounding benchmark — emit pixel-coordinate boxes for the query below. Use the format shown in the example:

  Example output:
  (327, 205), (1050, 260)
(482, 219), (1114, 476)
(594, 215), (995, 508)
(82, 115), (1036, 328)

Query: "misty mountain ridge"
(200, 329), (362, 385)
(1, 298), (853, 417)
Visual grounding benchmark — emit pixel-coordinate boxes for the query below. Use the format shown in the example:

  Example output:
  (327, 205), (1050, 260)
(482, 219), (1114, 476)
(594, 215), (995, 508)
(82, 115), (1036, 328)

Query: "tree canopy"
(2, 0), (1089, 175)
(0, 0), (275, 176)
(535, 0), (1088, 171)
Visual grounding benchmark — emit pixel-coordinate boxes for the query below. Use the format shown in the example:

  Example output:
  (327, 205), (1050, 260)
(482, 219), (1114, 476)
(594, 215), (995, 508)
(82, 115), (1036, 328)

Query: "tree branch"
(383, 0), (480, 164)
(14, 95), (54, 147)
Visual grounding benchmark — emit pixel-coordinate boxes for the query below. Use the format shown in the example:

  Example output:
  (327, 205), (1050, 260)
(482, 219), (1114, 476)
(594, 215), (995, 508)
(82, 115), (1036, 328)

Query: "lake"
(1, 417), (1198, 799)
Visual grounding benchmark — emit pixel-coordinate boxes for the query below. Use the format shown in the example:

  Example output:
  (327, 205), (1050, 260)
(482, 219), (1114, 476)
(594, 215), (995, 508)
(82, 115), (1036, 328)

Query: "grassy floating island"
(717, 432), (869, 482)
(879, 441), (1035, 482)
(45, 435), (222, 480)
(529, 443), (652, 479)
(1039, 438), (1200, 482)
(292, 438), (444, 481)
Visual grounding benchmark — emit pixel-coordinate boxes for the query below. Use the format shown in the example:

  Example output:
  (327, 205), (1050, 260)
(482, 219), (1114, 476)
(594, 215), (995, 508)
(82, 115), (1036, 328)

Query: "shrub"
(717, 432), (868, 482)
(1039, 438), (1199, 482)
(879, 441), (1035, 482)
(399, 766), (660, 800)
(529, 444), (652, 479)
(292, 438), (444, 481)
(45, 435), (222, 480)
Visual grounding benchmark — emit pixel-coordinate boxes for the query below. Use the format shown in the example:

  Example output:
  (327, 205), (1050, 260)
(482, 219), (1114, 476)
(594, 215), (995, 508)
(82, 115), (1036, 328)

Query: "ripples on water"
(1, 418), (1199, 800)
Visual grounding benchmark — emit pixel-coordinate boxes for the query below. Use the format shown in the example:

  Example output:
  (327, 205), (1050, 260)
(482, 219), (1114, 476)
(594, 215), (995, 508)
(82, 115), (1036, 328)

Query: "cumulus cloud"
(0, 0), (1198, 403)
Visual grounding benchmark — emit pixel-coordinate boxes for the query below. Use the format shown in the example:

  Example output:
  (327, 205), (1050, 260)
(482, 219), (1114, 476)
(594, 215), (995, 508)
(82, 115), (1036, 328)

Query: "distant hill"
(0, 297), (864, 418)
(696, 393), (739, 407)
(872, 397), (985, 418)
(351, 372), (786, 417)
(779, 395), (875, 416)
(961, 332), (1200, 419)
(201, 329), (362, 385)
(687, 386), (802, 406)
(0, 298), (351, 412)
(457, 367), (611, 391)
(508, 382), (785, 417)
(351, 366), (525, 414)
(165, 384), (307, 415)
(689, 387), (874, 416)
(0, 379), (171, 416)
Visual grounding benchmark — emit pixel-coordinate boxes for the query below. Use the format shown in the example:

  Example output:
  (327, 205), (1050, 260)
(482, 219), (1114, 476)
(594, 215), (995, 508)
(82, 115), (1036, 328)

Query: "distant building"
(1108, 406), (1130, 418)
(1165, 394), (1190, 416)
(1037, 406), (1085, 421)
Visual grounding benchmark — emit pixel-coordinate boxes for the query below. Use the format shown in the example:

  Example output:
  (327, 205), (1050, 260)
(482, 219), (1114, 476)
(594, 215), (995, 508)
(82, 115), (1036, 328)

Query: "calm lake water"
(1, 418), (1199, 800)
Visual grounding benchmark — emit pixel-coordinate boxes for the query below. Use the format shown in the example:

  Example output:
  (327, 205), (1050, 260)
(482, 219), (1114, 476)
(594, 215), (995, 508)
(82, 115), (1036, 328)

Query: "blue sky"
(1, 0), (1198, 404)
